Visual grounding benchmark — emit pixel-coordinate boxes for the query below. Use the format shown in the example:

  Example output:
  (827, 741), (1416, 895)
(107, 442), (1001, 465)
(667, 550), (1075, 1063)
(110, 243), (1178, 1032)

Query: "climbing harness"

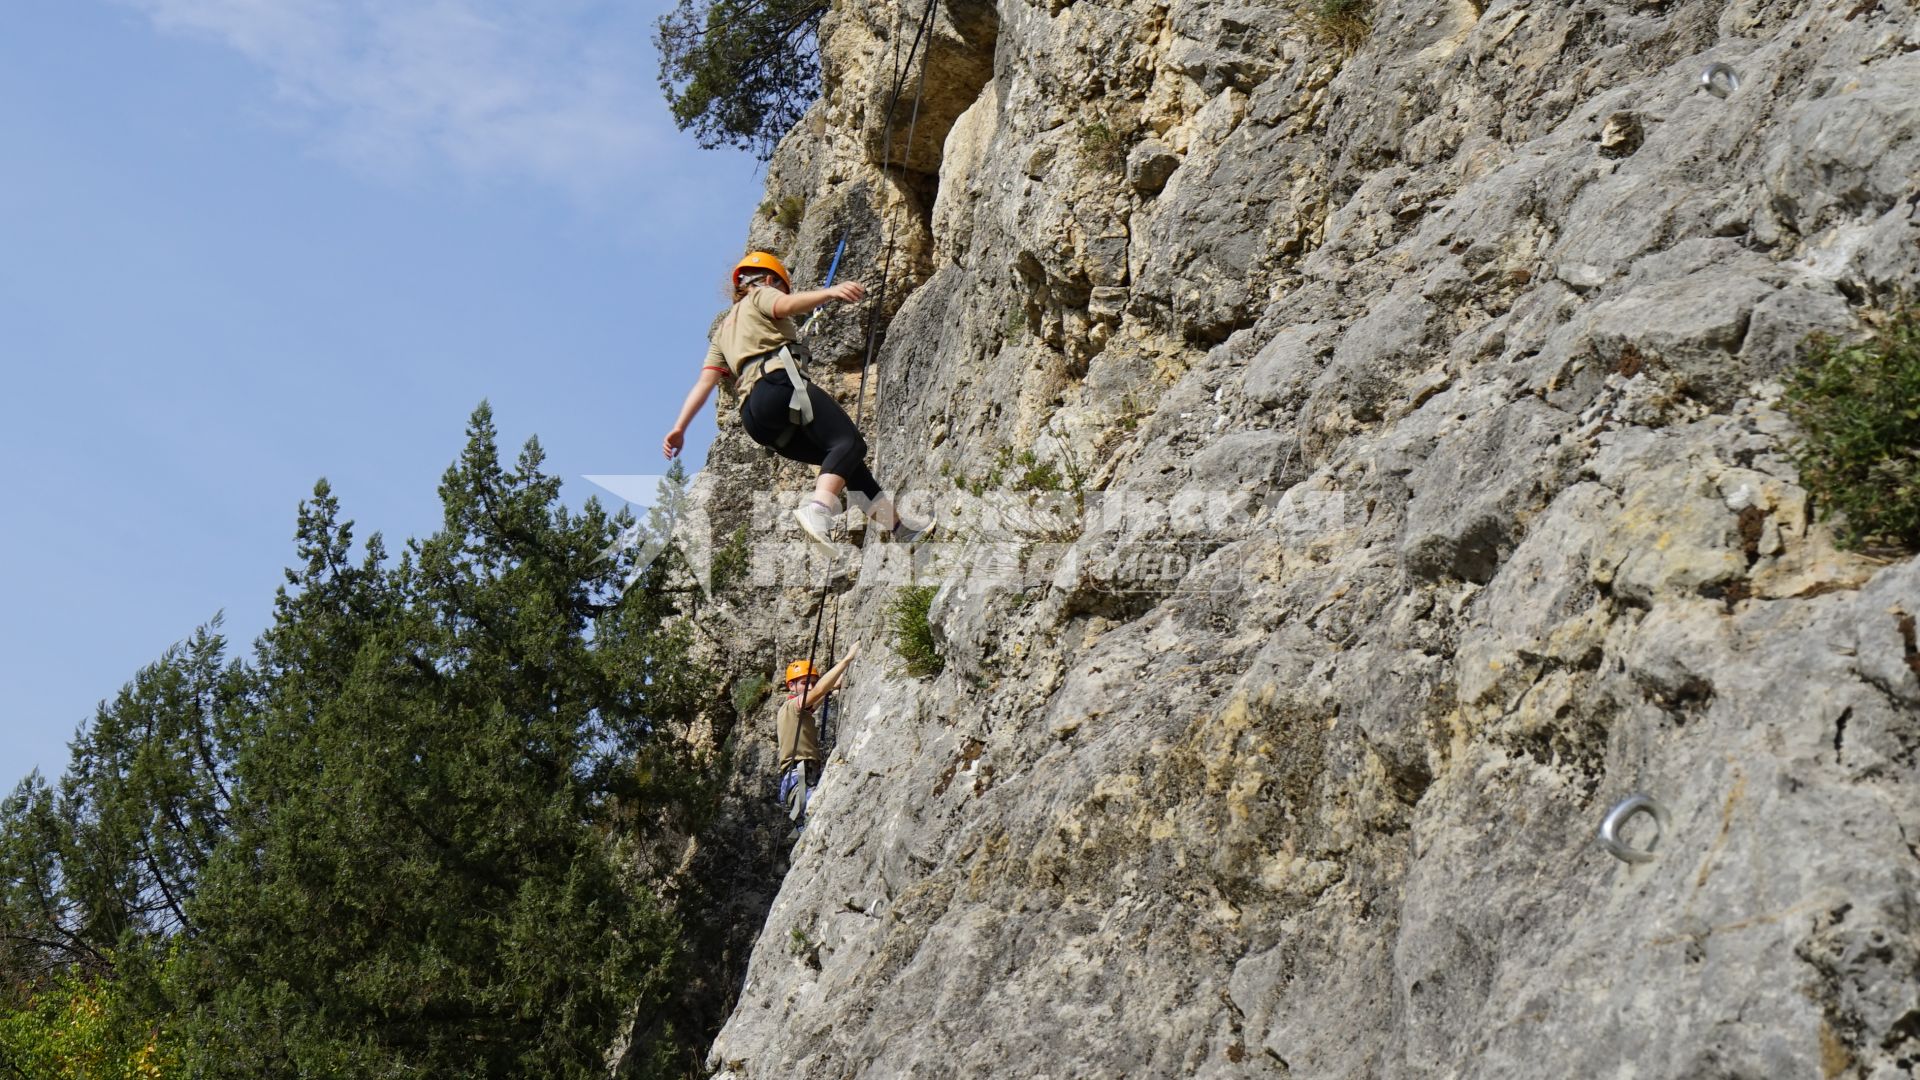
(756, 232), (850, 452)
(1597, 794), (1672, 864)
(1700, 62), (1740, 99)
(769, 230), (852, 433)
(780, 760), (816, 823)
(749, 343), (817, 437)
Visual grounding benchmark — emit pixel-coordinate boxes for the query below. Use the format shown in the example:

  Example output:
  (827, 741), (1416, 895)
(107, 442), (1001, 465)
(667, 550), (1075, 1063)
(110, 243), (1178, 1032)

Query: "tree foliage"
(0, 405), (717, 1078)
(655, 0), (829, 157)
(0, 966), (174, 1080)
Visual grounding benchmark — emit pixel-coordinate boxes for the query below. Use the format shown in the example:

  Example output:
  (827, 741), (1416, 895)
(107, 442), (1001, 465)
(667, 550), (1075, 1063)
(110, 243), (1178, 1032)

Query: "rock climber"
(662, 252), (933, 546)
(776, 642), (860, 822)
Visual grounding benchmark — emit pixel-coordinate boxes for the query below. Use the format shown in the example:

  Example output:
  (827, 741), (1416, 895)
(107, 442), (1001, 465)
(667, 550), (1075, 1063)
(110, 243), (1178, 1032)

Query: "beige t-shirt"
(776, 696), (820, 769)
(703, 286), (799, 398)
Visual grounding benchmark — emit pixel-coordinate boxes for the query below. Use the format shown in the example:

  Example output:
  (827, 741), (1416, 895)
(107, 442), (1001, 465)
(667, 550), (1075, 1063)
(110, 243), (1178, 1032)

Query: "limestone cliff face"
(677, 0), (1920, 1076)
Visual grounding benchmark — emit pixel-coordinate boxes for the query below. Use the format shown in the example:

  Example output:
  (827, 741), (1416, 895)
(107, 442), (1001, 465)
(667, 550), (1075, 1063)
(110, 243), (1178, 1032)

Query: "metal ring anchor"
(1597, 794), (1672, 864)
(1701, 63), (1740, 99)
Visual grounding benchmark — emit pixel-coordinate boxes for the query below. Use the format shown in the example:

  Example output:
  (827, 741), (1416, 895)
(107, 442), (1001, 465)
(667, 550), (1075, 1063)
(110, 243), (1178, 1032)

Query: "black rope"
(855, 0), (941, 430)
(797, 0), (942, 701)
(822, 592), (842, 747)
(863, 1), (936, 454)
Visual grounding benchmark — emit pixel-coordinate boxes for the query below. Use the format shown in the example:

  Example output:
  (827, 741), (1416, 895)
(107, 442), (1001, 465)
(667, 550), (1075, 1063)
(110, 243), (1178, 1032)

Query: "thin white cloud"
(117, 0), (678, 201)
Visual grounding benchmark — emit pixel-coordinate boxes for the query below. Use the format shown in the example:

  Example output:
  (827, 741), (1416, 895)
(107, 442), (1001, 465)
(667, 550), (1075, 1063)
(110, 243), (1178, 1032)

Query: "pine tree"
(172, 406), (707, 1077)
(0, 628), (234, 1076)
(1, 405), (721, 1078)
(655, 0), (828, 157)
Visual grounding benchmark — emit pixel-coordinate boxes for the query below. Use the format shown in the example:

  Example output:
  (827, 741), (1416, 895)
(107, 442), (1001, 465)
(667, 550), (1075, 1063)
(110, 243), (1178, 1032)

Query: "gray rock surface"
(665, 0), (1920, 1076)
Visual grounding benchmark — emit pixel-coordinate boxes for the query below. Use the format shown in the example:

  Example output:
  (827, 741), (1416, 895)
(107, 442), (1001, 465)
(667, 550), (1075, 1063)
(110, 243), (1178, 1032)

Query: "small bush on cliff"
(1015, 450), (1066, 492)
(656, 0), (827, 157)
(889, 586), (945, 678)
(1076, 119), (1128, 172)
(1783, 307), (1920, 551)
(1302, 0), (1372, 51)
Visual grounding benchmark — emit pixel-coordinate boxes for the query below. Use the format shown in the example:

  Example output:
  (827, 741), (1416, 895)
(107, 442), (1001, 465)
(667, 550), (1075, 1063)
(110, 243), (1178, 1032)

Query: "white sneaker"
(891, 516), (937, 545)
(794, 502), (836, 547)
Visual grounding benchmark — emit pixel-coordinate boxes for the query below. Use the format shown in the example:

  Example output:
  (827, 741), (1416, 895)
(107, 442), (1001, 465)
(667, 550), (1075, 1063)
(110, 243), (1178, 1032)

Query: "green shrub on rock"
(889, 586), (944, 678)
(1303, 0), (1372, 52)
(1783, 308), (1920, 551)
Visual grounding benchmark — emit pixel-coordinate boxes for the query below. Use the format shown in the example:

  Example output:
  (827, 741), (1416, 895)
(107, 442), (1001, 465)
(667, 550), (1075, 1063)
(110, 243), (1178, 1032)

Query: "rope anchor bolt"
(1597, 794), (1672, 864)
(1701, 62), (1740, 98)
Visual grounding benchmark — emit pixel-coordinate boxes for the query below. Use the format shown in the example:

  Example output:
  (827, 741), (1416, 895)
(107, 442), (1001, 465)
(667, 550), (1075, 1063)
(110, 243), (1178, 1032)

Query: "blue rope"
(799, 229), (851, 335)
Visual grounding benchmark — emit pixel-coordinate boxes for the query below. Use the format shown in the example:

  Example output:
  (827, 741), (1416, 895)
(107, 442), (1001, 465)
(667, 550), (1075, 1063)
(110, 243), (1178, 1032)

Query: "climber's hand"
(826, 282), (866, 304)
(662, 428), (685, 459)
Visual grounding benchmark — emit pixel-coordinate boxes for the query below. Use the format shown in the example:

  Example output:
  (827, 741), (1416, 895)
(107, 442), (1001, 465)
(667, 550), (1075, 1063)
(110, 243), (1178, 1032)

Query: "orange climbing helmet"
(733, 251), (792, 291)
(784, 659), (820, 683)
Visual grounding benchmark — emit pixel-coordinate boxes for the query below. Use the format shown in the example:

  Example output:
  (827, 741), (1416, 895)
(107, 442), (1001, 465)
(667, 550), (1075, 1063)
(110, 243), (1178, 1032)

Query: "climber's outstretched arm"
(804, 641), (862, 709)
(663, 367), (727, 459)
(770, 281), (866, 319)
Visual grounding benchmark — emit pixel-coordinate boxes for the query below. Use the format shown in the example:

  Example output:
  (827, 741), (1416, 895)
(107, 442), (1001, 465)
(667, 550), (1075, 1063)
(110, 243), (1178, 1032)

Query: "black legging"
(740, 368), (883, 501)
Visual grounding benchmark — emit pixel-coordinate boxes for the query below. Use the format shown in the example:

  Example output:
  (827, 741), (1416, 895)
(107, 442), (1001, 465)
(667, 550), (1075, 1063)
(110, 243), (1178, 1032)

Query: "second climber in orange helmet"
(774, 642), (860, 821)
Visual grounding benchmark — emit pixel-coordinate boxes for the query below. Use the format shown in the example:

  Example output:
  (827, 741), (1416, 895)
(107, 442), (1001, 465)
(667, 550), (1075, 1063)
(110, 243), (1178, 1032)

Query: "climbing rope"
(774, 227), (848, 694)
(794, 0), (943, 711)
(855, 0), (940, 433)
(800, 231), (851, 336)
(821, 590), (843, 748)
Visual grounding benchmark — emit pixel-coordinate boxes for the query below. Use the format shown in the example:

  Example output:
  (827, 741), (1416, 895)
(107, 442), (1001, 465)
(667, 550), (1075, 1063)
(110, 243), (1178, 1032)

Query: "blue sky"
(1, 1), (765, 791)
